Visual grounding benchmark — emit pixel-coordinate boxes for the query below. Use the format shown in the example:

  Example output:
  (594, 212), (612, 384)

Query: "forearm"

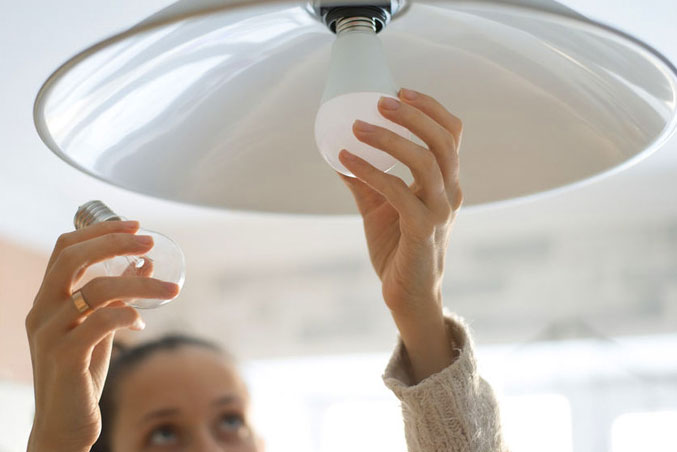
(390, 298), (457, 384)
(384, 314), (506, 452)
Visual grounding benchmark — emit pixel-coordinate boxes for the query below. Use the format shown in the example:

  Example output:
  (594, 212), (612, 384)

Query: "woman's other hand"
(25, 221), (180, 452)
(339, 88), (463, 384)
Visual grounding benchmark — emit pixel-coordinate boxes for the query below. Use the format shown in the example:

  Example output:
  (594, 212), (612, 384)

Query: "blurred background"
(1, 1), (676, 451)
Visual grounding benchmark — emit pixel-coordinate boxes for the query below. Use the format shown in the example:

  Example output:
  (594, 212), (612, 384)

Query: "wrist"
(395, 309), (446, 352)
(28, 426), (92, 452)
(391, 306), (456, 384)
(389, 293), (444, 337)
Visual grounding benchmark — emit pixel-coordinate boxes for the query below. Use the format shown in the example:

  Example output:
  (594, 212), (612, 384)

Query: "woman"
(25, 89), (504, 451)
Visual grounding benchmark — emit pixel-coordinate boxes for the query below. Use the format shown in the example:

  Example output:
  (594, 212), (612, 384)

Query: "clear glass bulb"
(74, 200), (185, 309)
(314, 17), (410, 177)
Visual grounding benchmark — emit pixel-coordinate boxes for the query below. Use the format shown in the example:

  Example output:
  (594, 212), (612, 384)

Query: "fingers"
(352, 119), (446, 208)
(67, 306), (145, 360)
(46, 220), (139, 275)
(338, 173), (386, 216)
(379, 91), (464, 211)
(44, 233), (155, 292)
(399, 88), (463, 150)
(376, 95), (460, 188)
(339, 150), (427, 225)
(56, 276), (179, 329)
(25, 301), (144, 374)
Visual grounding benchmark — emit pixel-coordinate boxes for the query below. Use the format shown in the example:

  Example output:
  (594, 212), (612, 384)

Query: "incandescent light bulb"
(315, 16), (409, 176)
(74, 200), (185, 309)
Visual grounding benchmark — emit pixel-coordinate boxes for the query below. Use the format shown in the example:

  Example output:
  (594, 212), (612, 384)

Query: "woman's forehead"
(115, 346), (248, 417)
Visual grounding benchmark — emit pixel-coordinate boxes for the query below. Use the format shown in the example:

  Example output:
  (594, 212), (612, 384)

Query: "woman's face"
(111, 346), (263, 452)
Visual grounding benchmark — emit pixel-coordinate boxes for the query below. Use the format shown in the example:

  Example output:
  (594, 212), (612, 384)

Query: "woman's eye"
(218, 413), (244, 431)
(147, 425), (179, 446)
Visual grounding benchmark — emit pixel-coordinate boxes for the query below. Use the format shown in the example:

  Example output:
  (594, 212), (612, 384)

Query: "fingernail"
(354, 120), (376, 133)
(134, 235), (153, 246)
(122, 220), (139, 230)
(131, 317), (146, 331)
(339, 149), (358, 161)
(163, 282), (180, 296)
(379, 97), (400, 110)
(400, 88), (418, 100)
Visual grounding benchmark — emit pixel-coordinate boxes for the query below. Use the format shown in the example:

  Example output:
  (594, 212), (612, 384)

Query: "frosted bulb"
(74, 200), (185, 309)
(315, 92), (410, 175)
(315, 17), (410, 176)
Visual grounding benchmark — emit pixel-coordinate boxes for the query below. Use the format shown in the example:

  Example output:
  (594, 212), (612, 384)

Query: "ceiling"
(1, 0), (676, 360)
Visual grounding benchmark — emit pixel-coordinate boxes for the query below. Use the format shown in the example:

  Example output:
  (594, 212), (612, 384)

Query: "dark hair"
(91, 335), (227, 452)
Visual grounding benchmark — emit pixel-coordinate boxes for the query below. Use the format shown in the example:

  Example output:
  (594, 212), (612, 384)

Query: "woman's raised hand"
(25, 221), (179, 452)
(339, 88), (463, 383)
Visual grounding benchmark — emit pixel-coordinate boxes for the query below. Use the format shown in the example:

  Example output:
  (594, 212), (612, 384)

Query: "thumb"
(338, 172), (384, 216)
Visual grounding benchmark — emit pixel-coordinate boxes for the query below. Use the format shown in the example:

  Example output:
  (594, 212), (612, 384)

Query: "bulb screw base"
(323, 5), (391, 33)
(336, 17), (377, 34)
(74, 200), (123, 230)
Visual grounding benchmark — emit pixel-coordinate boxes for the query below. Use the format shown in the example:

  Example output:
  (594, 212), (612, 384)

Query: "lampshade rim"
(32, 0), (677, 215)
(32, 114), (677, 217)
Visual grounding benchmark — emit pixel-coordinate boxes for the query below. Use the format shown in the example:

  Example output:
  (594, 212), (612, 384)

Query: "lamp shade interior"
(34, 0), (677, 214)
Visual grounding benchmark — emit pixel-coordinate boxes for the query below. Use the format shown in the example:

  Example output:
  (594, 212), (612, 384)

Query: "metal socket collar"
(305, 0), (408, 33)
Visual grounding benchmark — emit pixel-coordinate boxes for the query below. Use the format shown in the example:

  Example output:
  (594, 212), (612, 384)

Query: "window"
(501, 393), (573, 452)
(611, 411), (677, 452)
(320, 399), (406, 452)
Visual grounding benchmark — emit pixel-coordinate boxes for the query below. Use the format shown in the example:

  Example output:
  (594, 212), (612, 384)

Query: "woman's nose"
(191, 427), (224, 452)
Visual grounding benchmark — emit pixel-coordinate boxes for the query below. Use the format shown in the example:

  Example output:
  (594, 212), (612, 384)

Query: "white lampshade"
(34, 0), (677, 214)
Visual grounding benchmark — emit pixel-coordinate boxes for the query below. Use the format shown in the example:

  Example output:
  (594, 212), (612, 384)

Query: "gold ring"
(71, 290), (92, 315)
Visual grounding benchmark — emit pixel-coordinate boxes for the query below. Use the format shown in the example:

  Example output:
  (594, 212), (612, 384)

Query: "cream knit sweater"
(383, 314), (505, 452)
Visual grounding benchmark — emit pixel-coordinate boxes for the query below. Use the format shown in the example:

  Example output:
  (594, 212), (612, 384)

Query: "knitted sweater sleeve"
(382, 313), (506, 452)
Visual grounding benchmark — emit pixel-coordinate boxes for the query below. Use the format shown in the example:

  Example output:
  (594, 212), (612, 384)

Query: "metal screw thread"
(336, 17), (377, 34)
(74, 200), (122, 230)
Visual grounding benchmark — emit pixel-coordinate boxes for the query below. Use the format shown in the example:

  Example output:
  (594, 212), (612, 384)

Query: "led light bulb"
(315, 16), (410, 176)
(74, 200), (185, 309)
